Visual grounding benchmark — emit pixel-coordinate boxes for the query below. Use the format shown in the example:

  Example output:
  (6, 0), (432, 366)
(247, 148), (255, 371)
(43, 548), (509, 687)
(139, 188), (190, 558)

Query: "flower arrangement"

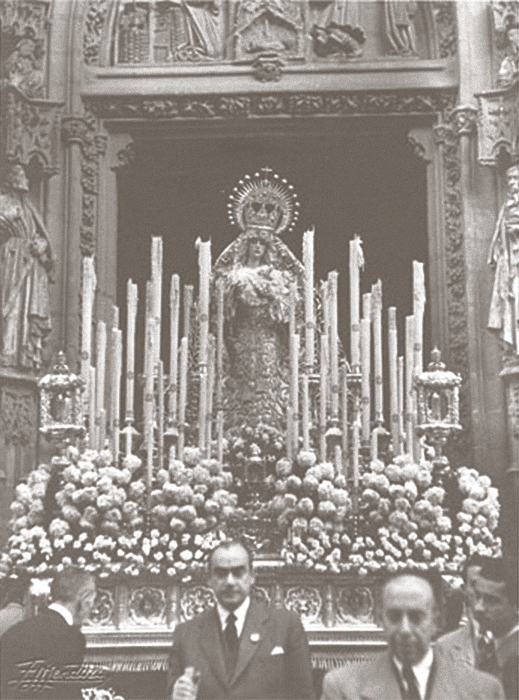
(2, 446), (236, 579)
(278, 452), (501, 575)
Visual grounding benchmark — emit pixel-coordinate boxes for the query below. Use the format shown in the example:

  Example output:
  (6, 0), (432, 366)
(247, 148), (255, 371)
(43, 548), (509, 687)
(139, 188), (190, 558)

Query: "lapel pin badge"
(250, 633), (260, 643)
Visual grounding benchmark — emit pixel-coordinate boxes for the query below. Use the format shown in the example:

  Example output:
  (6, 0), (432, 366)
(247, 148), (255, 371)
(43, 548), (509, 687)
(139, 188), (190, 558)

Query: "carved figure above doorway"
(232, 0), (304, 60)
(310, 0), (365, 59)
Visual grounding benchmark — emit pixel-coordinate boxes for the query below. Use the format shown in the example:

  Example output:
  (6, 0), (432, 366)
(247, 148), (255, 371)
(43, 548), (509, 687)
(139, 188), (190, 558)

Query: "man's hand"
(172, 666), (200, 700)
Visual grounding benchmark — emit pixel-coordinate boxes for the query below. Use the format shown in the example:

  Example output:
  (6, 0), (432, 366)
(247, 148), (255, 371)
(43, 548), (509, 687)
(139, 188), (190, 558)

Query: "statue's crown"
(228, 167), (299, 235)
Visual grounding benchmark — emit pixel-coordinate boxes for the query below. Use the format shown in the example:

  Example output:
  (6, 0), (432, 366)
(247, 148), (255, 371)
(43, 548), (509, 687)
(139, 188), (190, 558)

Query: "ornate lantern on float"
(415, 348), (462, 484)
(39, 352), (85, 458)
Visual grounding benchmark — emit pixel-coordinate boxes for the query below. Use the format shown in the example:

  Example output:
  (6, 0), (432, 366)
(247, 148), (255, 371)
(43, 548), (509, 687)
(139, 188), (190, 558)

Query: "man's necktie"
(478, 633), (499, 676)
(401, 664), (421, 700)
(223, 612), (239, 676)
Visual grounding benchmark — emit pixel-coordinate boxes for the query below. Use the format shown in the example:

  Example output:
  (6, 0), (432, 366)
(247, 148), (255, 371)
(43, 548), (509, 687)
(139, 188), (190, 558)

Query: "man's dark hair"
(208, 539), (253, 572)
(381, 568), (444, 609)
(0, 576), (28, 607)
(478, 557), (518, 606)
(50, 567), (94, 604)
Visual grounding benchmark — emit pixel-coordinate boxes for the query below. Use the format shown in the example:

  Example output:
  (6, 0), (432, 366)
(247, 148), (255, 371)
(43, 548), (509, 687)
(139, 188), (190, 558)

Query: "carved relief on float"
(336, 586), (375, 625)
(180, 585), (215, 621)
(86, 588), (116, 626)
(128, 586), (167, 625)
(284, 586), (322, 625)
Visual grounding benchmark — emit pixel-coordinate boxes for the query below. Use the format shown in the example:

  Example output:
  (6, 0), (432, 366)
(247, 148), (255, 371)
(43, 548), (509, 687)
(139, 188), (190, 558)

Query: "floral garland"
(2, 446), (235, 579)
(277, 452), (501, 575)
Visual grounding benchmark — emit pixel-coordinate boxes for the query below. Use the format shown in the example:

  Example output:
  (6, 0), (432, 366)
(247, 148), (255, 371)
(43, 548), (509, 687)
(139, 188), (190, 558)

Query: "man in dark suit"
(472, 558), (519, 700)
(321, 569), (504, 700)
(0, 566), (97, 699)
(168, 539), (315, 700)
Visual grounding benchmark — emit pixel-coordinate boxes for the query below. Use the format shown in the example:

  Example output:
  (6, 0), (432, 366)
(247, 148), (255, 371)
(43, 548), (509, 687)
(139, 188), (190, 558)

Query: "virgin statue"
(213, 169), (304, 433)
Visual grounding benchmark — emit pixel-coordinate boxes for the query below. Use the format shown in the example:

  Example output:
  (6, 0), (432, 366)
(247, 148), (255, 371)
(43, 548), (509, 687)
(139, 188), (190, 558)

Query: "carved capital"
(61, 116), (89, 145)
(453, 105), (478, 137)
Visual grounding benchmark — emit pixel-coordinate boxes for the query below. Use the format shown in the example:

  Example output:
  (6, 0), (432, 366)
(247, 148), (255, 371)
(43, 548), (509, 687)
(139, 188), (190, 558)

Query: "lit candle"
(157, 360), (165, 469)
(319, 333), (328, 463)
(303, 228), (315, 369)
(372, 280), (383, 424)
(177, 336), (188, 460)
(405, 315), (415, 457)
(151, 237), (163, 367)
(168, 275), (180, 425)
(413, 261), (426, 374)
(352, 415), (361, 491)
(349, 236), (364, 370)
(81, 257), (96, 402)
(144, 303), (155, 491)
(198, 240), (211, 369)
(143, 282), (155, 417)
(328, 271), (339, 420)
(289, 282), (297, 338)
(388, 307), (400, 454)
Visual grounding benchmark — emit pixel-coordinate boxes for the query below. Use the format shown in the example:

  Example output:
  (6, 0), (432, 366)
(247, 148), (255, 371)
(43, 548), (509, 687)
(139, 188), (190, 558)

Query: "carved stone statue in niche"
(153, 0), (222, 62)
(232, 0), (303, 60)
(488, 164), (519, 354)
(311, 0), (365, 58)
(4, 33), (45, 98)
(492, 0), (519, 88)
(117, 2), (150, 63)
(383, 0), (418, 56)
(213, 169), (304, 433)
(0, 163), (53, 371)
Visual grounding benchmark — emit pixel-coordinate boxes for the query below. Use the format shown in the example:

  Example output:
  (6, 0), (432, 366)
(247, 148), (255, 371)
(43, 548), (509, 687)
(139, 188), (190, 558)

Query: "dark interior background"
(117, 118), (430, 394)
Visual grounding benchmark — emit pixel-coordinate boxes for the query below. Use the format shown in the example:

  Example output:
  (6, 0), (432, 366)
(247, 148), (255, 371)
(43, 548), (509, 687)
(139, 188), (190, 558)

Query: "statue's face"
(507, 167), (519, 201)
(8, 165), (29, 192)
(247, 237), (267, 263)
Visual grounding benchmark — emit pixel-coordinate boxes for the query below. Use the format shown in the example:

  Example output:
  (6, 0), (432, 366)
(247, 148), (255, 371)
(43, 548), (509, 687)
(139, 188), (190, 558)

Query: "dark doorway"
(117, 118), (429, 376)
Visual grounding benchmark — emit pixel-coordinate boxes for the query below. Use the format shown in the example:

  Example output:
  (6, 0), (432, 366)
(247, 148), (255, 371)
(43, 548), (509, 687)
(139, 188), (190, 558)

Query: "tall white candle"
(215, 280), (224, 464)
(178, 336), (188, 460)
(144, 298), (155, 491)
(360, 317), (371, 441)
(157, 359), (165, 469)
(206, 335), (216, 457)
(89, 365), (96, 449)
(168, 275), (180, 424)
(81, 257), (96, 399)
(398, 355), (405, 455)
(341, 364), (348, 479)
(372, 280), (383, 423)
(96, 321), (106, 448)
(183, 285), (193, 342)
(126, 280), (138, 421)
(405, 315), (415, 457)
(413, 261), (426, 374)
(112, 328), (122, 462)
(388, 307), (400, 454)
(319, 333), (328, 463)
(290, 332), (300, 455)
(301, 371), (310, 451)
(198, 240), (211, 369)
(328, 271), (339, 420)
(151, 237), (163, 367)
(303, 228), (315, 369)
(352, 416), (360, 491)
(349, 236), (364, 370)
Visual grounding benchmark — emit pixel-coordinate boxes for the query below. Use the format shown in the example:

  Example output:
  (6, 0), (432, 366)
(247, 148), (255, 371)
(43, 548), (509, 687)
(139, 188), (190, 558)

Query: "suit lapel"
(230, 600), (269, 686)
(359, 652), (403, 699)
(198, 608), (227, 687)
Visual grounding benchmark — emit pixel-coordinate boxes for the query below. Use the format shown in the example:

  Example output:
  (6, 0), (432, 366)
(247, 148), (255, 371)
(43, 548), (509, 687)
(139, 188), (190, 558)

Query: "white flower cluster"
(456, 466), (501, 557)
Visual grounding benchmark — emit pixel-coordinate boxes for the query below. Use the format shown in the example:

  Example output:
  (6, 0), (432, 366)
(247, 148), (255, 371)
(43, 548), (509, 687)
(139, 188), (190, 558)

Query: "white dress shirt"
(393, 647), (434, 700)
(216, 597), (251, 638)
(47, 602), (74, 626)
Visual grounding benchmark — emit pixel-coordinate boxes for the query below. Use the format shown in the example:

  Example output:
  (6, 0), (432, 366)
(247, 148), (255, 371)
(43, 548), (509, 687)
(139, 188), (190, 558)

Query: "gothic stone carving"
(477, 85), (519, 167)
(284, 586), (322, 624)
(2, 87), (62, 175)
(232, 0), (304, 62)
(0, 386), (38, 446)
(432, 2), (457, 59)
(0, 0), (51, 99)
(62, 113), (107, 256)
(492, 0), (518, 89)
(128, 586), (166, 625)
(83, 0), (109, 65)
(434, 106), (472, 462)
(86, 588), (115, 626)
(180, 585), (215, 620)
(336, 586), (375, 624)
